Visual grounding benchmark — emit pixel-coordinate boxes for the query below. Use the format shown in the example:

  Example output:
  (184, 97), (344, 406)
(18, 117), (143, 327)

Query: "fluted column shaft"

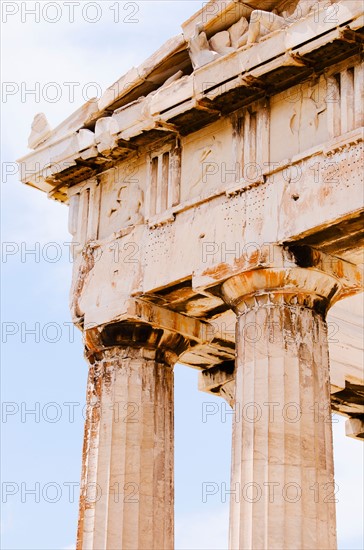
(220, 265), (340, 550)
(230, 302), (336, 549)
(77, 346), (174, 550)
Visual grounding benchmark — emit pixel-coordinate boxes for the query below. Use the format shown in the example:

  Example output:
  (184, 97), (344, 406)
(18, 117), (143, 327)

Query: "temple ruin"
(18, 1), (364, 548)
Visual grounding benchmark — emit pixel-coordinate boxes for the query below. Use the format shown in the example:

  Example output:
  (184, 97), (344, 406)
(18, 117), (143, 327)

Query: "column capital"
(82, 297), (226, 367)
(219, 247), (363, 316)
(84, 320), (190, 367)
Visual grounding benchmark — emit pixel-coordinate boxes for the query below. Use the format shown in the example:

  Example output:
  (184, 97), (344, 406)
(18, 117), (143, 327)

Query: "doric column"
(220, 265), (340, 550)
(76, 322), (188, 550)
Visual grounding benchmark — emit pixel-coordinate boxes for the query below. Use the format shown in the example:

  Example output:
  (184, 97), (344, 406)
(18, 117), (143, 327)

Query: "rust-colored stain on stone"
(16, 0), (364, 546)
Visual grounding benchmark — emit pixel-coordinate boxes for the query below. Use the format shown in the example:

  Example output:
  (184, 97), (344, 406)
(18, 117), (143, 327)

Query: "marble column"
(77, 324), (187, 550)
(220, 268), (339, 550)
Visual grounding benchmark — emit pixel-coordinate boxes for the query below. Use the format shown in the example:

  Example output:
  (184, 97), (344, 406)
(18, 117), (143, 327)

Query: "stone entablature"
(18, 2), (364, 547)
(18, 0), (364, 420)
(18, 1), (363, 199)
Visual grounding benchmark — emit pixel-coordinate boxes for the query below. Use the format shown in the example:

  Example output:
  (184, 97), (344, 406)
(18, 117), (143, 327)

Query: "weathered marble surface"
(18, 1), (364, 549)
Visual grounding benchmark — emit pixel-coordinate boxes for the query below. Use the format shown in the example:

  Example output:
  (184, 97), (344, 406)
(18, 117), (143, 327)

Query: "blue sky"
(1, 2), (363, 548)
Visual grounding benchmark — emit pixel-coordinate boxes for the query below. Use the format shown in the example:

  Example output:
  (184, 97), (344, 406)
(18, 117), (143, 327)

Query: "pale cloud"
(333, 417), (364, 549)
(176, 506), (229, 550)
(2, 183), (68, 243)
(0, 507), (14, 535)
